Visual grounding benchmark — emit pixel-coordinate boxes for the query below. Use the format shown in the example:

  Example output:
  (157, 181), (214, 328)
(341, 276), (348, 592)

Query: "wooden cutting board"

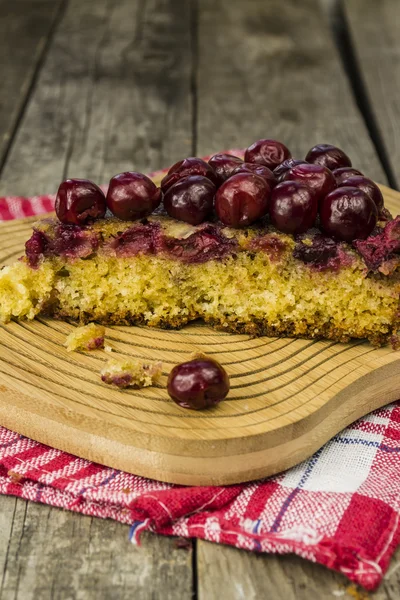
(0, 183), (399, 486)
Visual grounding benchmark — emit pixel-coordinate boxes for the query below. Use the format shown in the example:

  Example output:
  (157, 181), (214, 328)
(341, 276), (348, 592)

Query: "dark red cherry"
(106, 172), (161, 221)
(284, 163), (336, 201)
(273, 159), (308, 181)
(215, 173), (271, 228)
(269, 181), (318, 234)
(306, 144), (352, 170)
(161, 158), (218, 192)
(320, 187), (378, 242)
(337, 175), (384, 211)
(55, 179), (106, 225)
(231, 162), (277, 188)
(244, 139), (291, 169)
(167, 358), (230, 410)
(332, 167), (363, 186)
(208, 153), (243, 185)
(163, 175), (215, 225)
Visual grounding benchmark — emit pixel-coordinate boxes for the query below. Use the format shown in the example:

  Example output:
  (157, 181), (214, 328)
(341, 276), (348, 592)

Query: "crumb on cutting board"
(65, 323), (105, 352)
(100, 358), (162, 389)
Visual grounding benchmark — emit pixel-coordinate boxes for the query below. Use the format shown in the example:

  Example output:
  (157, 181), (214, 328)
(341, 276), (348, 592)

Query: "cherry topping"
(106, 172), (161, 221)
(306, 144), (352, 170)
(320, 187), (378, 242)
(244, 139), (291, 169)
(161, 158), (218, 192)
(337, 175), (384, 211)
(167, 357), (230, 410)
(332, 167), (363, 186)
(269, 181), (318, 234)
(55, 179), (106, 225)
(208, 153), (243, 185)
(283, 163), (336, 201)
(215, 173), (271, 228)
(273, 159), (308, 181)
(163, 175), (215, 225)
(231, 162), (277, 188)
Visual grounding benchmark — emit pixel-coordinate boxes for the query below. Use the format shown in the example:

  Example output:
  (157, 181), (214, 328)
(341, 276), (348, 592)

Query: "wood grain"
(195, 0), (386, 183)
(345, 0), (400, 189)
(0, 0), (193, 196)
(0, 1), (195, 596)
(0, 184), (398, 486)
(0, 0), (399, 595)
(197, 539), (400, 599)
(0, 0), (64, 170)
(0, 497), (193, 600)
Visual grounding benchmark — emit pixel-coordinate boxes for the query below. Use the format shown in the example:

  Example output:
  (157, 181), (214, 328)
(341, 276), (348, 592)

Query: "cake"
(64, 323), (105, 352)
(0, 140), (399, 348)
(100, 358), (162, 389)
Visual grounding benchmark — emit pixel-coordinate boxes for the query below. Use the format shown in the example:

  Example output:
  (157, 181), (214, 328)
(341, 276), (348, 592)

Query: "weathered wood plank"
(0, 0), (63, 170)
(0, 0), (194, 597)
(344, 0), (400, 188)
(198, 540), (400, 599)
(195, 0), (394, 597)
(0, 0), (193, 196)
(195, 0), (386, 183)
(0, 497), (192, 600)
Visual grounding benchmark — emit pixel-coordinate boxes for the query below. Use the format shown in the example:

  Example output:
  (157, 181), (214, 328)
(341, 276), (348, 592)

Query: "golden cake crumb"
(100, 358), (162, 389)
(65, 323), (105, 352)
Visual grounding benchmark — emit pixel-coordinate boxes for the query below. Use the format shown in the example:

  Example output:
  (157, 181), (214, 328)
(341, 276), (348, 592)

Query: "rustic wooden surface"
(345, 0), (400, 189)
(0, 0), (399, 598)
(0, 0), (64, 167)
(0, 184), (399, 487)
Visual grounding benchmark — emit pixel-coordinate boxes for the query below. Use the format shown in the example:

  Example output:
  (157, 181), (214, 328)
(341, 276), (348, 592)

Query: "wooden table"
(0, 0), (400, 597)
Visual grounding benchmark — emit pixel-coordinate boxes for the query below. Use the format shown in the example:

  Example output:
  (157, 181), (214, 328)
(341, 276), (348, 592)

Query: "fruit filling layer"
(24, 214), (400, 275)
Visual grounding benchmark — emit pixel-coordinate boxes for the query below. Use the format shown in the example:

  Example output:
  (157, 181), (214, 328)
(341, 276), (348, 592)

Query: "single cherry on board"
(106, 172), (162, 221)
(320, 186), (378, 242)
(269, 181), (318, 234)
(244, 139), (291, 169)
(55, 179), (106, 225)
(163, 175), (216, 225)
(167, 357), (230, 410)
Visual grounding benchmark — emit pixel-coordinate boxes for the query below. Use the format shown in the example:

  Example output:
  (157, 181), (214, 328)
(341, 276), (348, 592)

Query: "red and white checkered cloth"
(1, 158), (400, 591)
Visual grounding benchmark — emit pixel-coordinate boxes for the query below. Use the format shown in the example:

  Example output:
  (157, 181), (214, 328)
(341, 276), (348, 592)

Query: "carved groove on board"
(0, 183), (398, 484)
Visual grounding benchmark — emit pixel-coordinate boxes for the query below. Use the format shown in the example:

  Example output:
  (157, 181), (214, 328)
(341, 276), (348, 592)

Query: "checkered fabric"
(0, 155), (399, 591)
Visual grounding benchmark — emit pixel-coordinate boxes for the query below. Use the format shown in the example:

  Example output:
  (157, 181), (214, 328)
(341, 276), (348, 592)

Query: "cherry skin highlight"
(215, 173), (271, 228)
(274, 159), (308, 182)
(337, 175), (384, 211)
(269, 181), (318, 234)
(106, 172), (162, 221)
(231, 162), (277, 188)
(283, 163), (336, 202)
(163, 175), (216, 225)
(55, 179), (106, 225)
(167, 358), (230, 410)
(332, 167), (363, 186)
(208, 153), (243, 185)
(320, 186), (378, 242)
(306, 144), (352, 170)
(245, 139), (291, 169)
(161, 158), (218, 192)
